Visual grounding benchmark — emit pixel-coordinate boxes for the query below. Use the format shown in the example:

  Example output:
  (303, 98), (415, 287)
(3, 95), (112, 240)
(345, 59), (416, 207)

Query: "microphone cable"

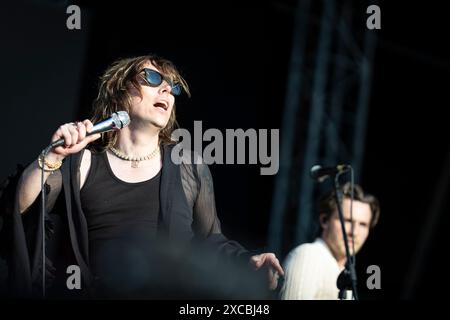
(40, 145), (53, 298)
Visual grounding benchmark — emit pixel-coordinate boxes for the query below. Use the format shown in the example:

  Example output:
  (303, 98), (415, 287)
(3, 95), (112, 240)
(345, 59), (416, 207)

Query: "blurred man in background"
(280, 182), (380, 299)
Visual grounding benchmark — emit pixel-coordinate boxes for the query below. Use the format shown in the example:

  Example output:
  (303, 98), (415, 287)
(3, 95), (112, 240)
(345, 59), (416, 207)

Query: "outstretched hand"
(250, 253), (284, 290)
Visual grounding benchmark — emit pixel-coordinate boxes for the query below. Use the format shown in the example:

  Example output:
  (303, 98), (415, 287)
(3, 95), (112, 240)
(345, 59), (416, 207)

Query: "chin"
(156, 117), (170, 126)
(151, 120), (169, 130)
(146, 114), (167, 126)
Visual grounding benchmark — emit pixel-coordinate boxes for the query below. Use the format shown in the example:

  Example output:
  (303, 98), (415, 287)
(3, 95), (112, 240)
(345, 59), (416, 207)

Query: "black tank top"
(80, 151), (161, 283)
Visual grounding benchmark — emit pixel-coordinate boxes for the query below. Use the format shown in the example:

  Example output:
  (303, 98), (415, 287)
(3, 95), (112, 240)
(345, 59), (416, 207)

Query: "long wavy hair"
(90, 55), (190, 151)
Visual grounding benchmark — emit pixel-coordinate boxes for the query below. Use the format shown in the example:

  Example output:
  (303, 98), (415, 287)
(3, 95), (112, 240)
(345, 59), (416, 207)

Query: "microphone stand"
(333, 174), (358, 300)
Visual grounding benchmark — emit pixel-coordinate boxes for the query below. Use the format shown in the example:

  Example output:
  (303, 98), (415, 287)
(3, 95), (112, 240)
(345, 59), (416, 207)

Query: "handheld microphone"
(310, 164), (350, 182)
(49, 111), (130, 149)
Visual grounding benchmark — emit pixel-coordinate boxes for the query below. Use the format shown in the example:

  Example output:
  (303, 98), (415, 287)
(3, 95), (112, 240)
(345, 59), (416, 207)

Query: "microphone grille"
(115, 111), (131, 129)
(310, 165), (322, 178)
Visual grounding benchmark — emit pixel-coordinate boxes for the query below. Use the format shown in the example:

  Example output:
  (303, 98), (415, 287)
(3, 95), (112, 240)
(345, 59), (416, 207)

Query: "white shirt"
(280, 238), (352, 300)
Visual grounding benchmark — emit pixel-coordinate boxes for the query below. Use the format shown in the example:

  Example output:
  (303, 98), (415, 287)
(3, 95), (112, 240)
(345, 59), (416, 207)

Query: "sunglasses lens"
(171, 84), (181, 96)
(145, 69), (163, 86)
(143, 69), (182, 96)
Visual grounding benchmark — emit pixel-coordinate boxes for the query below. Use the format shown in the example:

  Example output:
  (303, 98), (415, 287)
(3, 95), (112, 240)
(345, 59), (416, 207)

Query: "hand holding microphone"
(47, 111), (130, 161)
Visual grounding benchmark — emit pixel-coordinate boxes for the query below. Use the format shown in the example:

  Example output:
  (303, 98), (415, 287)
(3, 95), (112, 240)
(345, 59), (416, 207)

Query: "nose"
(348, 224), (360, 240)
(158, 81), (172, 95)
(346, 222), (358, 237)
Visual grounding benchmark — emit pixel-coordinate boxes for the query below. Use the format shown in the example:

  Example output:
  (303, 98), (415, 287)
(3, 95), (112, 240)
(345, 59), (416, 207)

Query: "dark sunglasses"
(142, 68), (182, 96)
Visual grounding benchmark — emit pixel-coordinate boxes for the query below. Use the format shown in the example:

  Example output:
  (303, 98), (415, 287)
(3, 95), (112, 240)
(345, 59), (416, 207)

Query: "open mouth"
(154, 102), (168, 111)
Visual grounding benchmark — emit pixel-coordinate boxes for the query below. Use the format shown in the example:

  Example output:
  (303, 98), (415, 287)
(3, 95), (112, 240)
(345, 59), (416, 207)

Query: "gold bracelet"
(37, 155), (62, 172)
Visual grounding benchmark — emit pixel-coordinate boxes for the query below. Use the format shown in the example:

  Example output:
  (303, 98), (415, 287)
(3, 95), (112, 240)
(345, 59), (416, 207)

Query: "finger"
(250, 255), (263, 269)
(67, 124), (79, 147)
(84, 133), (101, 144)
(258, 254), (273, 267)
(269, 279), (277, 290)
(76, 132), (101, 150)
(258, 254), (284, 275)
(276, 265), (284, 276)
(51, 128), (66, 154)
(250, 255), (260, 263)
(53, 146), (66, 154)
(51, 127), (63, 144)
(59, 125), (72, 147)
(77, 121), (87, 142)
(83, 119), (94, 133)
(268, 269), (278, 290)
(270, 258), (284, 276)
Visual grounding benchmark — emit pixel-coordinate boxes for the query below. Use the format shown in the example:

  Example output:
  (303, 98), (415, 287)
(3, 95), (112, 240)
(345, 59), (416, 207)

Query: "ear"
(319, 213), (329, 230)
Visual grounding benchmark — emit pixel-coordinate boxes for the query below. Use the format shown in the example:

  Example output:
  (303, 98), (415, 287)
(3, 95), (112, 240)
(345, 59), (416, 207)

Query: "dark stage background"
(0, 0), (448, 300)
